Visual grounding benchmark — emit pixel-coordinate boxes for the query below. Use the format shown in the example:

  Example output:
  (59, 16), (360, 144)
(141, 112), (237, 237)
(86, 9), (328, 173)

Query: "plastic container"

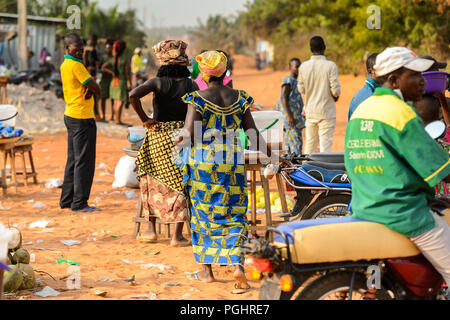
(1, 127), (23, 138)
(423, 71), (449, 94)
(0, 105), (18, 128)
(246, 111), (284, 150)
(127, 126), (147, 151)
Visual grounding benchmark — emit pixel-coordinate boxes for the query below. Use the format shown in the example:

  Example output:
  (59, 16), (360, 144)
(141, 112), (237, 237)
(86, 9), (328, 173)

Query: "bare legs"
(113, 100), (126, 125)
(100, 98), (106, 121)
(110, 99), (115, 121)
(142, 217), (189, 246)
(196, 264), (248, 290)
(99, 98), (114, 121)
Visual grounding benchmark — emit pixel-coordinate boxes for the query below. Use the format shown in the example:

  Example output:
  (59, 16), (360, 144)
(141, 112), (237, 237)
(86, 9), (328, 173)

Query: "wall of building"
(0, 24), (61, 70)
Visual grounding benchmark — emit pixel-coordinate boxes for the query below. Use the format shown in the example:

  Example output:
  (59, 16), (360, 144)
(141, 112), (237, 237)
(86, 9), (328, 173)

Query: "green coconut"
(7, 227), (22, 250)
(3, 265), (23, 292)
(11, 248), (30, 265)
(18, 264), (36, 290)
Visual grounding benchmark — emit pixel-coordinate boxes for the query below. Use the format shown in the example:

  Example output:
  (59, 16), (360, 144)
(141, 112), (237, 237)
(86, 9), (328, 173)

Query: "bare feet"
(170, 237), (191, 247)
(197, 269), (215, 283)
(233, 268), (248, 290)
(140, 230), (157, 243)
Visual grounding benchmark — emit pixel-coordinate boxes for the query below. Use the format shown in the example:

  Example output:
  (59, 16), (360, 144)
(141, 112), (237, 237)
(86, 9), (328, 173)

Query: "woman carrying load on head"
(129, 40), (199, 247)
(173, 50), (285, 293)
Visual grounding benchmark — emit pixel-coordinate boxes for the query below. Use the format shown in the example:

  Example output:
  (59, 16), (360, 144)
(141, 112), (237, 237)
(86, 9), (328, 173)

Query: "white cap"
(373, 47), (434, 77)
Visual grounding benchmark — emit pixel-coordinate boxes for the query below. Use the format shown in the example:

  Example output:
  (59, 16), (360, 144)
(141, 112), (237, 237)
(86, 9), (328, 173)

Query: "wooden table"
(245, 149), (289, 237)
(0, 137), (19, 196)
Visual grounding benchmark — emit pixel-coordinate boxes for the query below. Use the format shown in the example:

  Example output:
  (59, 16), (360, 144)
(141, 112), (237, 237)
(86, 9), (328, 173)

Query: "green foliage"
(14, 0), (146, 59)
(189, 14), (254, 55)
(242, 0), (449, 72)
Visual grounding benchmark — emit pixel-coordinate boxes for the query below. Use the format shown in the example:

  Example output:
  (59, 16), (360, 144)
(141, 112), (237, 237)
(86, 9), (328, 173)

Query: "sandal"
(72, 206), (101, 213)
(232, 283), (251, 294)
(185, 271), (201, 281)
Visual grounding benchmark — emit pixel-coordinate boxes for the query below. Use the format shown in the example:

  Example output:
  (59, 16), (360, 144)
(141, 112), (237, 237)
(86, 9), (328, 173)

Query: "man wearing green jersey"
(345, 47), (450, 286)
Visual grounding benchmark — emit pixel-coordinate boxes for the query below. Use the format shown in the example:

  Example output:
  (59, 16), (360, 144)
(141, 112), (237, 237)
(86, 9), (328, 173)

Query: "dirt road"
(0, 55), (365, 300)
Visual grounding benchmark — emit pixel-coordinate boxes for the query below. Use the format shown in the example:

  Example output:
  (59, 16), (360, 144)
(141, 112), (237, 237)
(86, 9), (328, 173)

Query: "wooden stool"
(124, 147), (189, 240)
(132, 192), (190, 239)
(0, 137), (19, 196)
(246, 150), (289, 238)
(12, 140), (38, 186)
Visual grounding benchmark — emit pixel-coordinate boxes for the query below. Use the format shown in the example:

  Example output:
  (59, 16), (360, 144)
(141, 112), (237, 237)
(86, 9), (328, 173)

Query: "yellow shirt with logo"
(61, 55), (94, 119)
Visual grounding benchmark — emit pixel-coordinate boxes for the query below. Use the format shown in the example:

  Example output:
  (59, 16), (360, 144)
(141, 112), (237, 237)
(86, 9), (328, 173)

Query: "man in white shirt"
(298, 36), (341, 154)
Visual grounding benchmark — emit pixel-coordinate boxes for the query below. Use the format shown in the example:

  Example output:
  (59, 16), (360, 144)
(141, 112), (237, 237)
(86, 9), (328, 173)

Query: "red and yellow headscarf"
(196, 51), (228, 83)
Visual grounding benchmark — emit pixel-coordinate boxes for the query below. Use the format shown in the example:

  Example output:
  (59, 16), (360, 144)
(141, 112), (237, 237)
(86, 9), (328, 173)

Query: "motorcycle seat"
(289, 162), (350, 186)
(307, 152), (344, 163)
(303, 161), (346, 172)
(273, 214), (449, 264)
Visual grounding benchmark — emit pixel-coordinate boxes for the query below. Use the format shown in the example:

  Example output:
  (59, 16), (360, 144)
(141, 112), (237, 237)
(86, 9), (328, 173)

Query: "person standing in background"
(59, 33), (101, 213)
(298, 36), (341, 154)
(131, 47), (146, 87)
(102, 40), (132, 125)
(99, 39), (115, 122)
(83, 34), (101, 121)
(348, 53), (380, 120)
(276, 58), (305, 155)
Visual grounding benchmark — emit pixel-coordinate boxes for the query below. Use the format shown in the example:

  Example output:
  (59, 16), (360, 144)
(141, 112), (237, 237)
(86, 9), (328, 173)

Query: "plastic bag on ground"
(112, 156), (139, 188)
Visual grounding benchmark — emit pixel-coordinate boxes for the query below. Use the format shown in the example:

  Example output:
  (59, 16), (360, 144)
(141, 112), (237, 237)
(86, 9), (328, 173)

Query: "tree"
(242, 0), (449, 72)
(189, 14), (253, 55)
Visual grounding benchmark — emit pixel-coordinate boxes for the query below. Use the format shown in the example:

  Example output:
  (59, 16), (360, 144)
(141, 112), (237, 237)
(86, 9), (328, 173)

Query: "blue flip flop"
(72, 206), (101, 213)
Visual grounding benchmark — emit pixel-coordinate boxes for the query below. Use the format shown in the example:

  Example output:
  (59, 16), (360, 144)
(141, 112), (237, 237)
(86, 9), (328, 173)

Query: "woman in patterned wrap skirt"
(129, 40), (199, 246)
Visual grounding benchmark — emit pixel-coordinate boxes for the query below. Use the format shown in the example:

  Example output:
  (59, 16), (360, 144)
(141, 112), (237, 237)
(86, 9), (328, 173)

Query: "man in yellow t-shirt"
(59, 33), (101, 213)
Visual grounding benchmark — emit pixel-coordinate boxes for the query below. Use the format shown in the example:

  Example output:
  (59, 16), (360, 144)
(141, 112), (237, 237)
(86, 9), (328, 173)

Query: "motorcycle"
(272, 152), (351, 220)
(244, 121), (449, 300)
(8, 56), (62, 98)
(7, 69), (35, 85)
(243, 210), (449, 300)
(48, 71), (63, 99)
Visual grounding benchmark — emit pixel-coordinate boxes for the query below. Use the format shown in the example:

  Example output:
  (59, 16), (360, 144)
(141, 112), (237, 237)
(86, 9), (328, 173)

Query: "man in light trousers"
(298, 36), (341, 154)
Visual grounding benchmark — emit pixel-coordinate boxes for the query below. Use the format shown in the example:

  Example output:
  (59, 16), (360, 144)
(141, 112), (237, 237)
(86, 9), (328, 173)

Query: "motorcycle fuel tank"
(387, 255), (443, 297)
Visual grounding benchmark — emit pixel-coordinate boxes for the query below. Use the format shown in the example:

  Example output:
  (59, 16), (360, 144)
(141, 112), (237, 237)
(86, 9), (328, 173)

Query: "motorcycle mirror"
(425, 120), (446, 140)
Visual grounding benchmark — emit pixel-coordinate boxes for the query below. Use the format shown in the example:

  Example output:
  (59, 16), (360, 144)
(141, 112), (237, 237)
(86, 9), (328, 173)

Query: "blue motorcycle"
(276, 152), (352, 220)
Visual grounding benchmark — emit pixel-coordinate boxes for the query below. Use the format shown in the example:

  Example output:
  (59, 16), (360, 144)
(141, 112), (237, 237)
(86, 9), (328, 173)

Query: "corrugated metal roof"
(0, 13), (66, 24)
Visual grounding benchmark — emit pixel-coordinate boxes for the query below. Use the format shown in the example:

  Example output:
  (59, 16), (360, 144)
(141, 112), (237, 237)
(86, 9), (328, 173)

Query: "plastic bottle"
(1, 126), (13, 138)
(1, 127), (23, 138)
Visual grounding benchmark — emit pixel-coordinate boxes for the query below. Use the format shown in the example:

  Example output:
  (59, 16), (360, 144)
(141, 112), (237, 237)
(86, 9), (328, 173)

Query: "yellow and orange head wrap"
(196, 51), (228, 83)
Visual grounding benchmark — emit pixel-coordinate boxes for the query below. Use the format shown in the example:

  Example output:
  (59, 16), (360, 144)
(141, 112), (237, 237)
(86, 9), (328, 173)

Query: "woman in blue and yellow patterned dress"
(276, 58), (305, 154)
(174, 51), (278, 293)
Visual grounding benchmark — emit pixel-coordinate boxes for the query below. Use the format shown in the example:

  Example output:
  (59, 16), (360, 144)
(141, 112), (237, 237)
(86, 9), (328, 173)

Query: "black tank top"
(152, 77), (194, 122)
